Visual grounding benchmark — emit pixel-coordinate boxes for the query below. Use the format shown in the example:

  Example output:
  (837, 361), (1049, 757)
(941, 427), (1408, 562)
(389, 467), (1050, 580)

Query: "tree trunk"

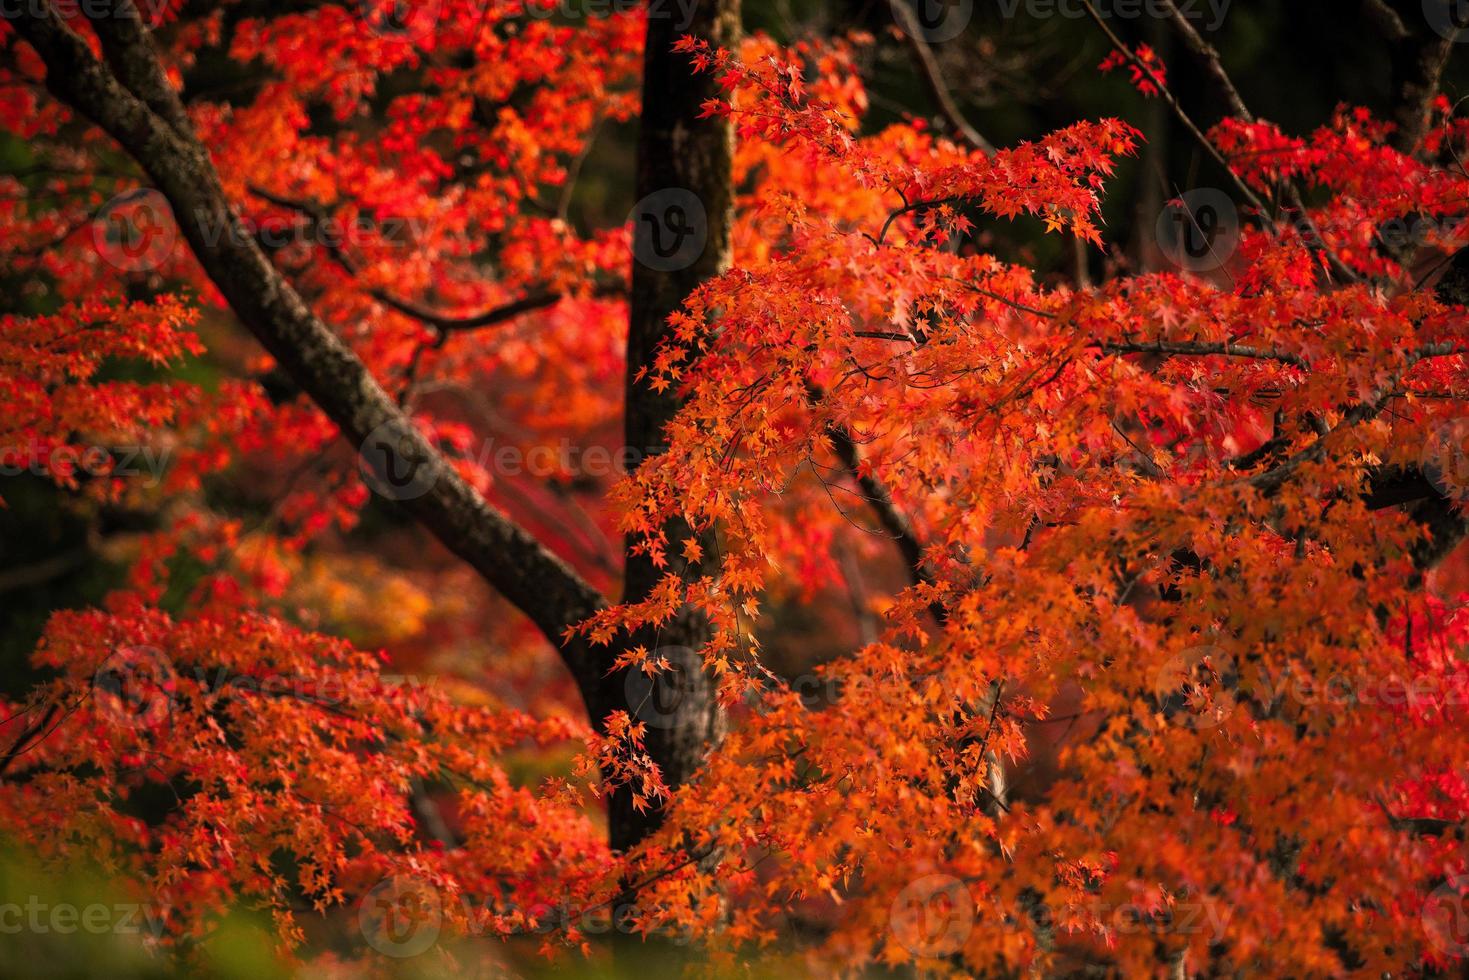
(18, 0), (744, 859)
(1388, 14), (1453, 156)
(603, 0), (740, 856)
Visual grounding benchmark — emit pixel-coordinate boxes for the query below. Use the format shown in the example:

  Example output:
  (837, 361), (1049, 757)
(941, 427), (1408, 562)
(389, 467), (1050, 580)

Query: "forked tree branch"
(1084, 0), (1358, 283)
(11, 2), (612, 707)
(1078, 0), (1271, 225)
(247, 184), (625, 337)
(1156, 0), (1358, 284)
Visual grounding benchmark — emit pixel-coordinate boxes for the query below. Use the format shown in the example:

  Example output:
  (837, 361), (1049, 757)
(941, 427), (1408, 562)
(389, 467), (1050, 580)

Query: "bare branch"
(1362, 0), (1409, 40)
(1155, 0), (1359, 284)
(1079, 0), (1274, 231)
(890, 1), (995, 154)
(247, 185), (624, 337)
(1099, 339), (1310, 368)
(805, 380), (947, 625)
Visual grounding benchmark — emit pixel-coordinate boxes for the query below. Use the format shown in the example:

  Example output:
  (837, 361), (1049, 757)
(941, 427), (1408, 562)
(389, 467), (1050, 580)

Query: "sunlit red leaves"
(572, 38), (1469, 977)
(1098, 42), (1168, 98)
(4, 7), (1469, 976)
(1, 602), (612, 956)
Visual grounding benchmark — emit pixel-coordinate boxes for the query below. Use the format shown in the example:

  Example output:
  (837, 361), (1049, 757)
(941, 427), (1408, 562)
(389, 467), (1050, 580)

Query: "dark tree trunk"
(1390, 33), (1453, 155)
(603, 0), (740, 855)
(19, 0), (745, 859)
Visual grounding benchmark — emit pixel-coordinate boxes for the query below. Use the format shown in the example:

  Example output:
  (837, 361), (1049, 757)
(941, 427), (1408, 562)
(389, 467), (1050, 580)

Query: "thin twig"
(890, 0), (994, 154)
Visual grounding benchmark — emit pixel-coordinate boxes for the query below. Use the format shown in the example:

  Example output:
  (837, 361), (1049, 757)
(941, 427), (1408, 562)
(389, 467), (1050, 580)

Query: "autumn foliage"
(1, 1), (1468, 977)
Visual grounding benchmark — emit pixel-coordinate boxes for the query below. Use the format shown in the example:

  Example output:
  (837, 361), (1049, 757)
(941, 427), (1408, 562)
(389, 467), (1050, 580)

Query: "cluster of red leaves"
(1, 1), (638, 582)
(0, 297), (234, 500)
(0, 596), (617, 962)
(577, 38), (1469, 976)
(0, 9), (1467, 977)
(1099, 43), (1168, 98)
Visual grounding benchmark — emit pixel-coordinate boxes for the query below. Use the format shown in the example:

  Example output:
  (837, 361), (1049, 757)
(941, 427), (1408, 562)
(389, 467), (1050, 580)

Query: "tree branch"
(1098, 339), (1310, 369)
(1382, 2), (1455, 154)
(88, 0), (193, 137)
(803, 380), (949, 625)
(246, 184), (624, 338)
(1153, 0), (1359, 284)
(1247, 247), (1469, 572)
(890, 0), (994, 154)
(13, 2), (611, 706)
(1079, 0), (1273, 231)
(1158, 1), (1251, 123)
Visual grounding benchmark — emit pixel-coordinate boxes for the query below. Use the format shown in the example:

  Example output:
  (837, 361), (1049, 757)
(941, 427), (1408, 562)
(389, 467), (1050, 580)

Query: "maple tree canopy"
(1, 0), (1468, 976)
